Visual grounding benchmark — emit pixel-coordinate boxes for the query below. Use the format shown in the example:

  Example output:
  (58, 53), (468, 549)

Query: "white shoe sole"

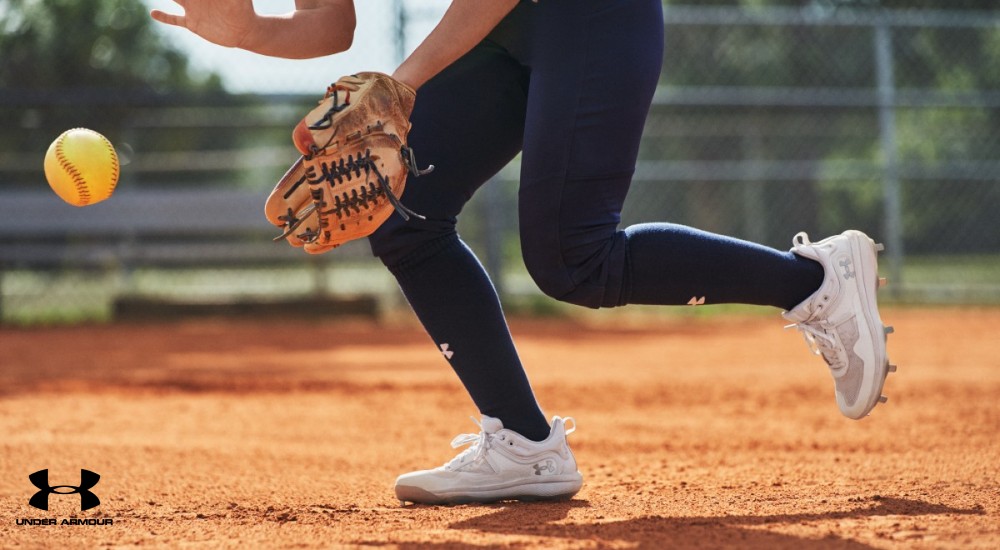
(840, 230), (892, 419)
(396, 473), (583, 505)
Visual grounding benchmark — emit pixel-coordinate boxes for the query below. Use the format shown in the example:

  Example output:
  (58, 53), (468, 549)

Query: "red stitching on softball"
(55, 132), (91, 206)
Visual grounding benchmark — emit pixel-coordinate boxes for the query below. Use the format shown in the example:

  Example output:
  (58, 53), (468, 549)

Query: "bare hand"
(150, 0), (258, 49)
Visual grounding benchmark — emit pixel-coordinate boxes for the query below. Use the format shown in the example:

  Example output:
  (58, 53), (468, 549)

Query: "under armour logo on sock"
(840, 258), (856, 279)
(439, 343), (454, 360)
(687, 296), (705, 306)
(29, 469), (101, 511)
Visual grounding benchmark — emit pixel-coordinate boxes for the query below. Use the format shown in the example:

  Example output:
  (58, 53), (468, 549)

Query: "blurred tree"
(0, 0), (232, 187)
(0, 0), (220, 92)
(647, 0), (1000, 253)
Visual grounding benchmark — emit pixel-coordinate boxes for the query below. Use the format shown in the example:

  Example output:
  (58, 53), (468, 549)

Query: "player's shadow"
(424, 496), (983, 549)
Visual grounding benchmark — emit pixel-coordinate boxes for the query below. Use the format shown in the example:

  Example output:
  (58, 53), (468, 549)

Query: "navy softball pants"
(368, 0), (824, 440)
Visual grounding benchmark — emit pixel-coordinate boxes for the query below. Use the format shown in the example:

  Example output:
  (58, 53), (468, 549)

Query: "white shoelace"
(444, 417), (504, 471)
(786, 322), (846, 371)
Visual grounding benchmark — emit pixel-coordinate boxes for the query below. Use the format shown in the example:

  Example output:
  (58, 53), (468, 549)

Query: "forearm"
(243, 3), (356, 59)
(393, 0), (519, 90)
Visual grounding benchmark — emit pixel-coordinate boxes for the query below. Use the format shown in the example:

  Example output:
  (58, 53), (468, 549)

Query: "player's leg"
(382, 13), (583, 505)
(368, 40), (552, 442)
(516, 0), (891, 417)
(517, 0), (823, 311)
(628, 227), (893, 420)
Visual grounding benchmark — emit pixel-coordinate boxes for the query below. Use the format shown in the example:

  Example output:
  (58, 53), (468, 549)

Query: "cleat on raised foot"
(885, 326), (895, 335)
(783, 230), (893, 420)
(394, 415), (583, 505)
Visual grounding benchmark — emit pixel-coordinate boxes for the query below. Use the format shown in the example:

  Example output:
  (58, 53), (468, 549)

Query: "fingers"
(149, 9), (187, 28)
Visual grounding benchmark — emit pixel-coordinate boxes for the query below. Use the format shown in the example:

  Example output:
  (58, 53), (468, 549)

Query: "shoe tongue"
(480, 415), (504, 434)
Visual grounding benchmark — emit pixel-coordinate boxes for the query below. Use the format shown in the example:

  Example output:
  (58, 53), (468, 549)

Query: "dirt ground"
(1, 308), (998, 549)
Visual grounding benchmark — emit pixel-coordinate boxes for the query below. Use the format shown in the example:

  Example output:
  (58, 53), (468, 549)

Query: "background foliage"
(0, 0), (998, 323)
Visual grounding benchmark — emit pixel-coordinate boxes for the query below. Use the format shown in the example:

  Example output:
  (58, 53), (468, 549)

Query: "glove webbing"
(273, 149), (429, 243)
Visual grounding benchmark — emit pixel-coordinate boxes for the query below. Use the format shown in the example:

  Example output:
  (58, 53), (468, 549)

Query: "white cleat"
(394, 415), (583, 505)
(783, 230), (894, 420)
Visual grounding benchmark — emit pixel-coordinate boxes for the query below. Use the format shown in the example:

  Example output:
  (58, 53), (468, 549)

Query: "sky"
(141, 0), (445, 93)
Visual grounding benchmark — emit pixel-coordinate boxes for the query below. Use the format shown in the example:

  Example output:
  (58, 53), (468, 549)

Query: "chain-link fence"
(1, 2), (999, 323)
(626, 5), (1000, 303)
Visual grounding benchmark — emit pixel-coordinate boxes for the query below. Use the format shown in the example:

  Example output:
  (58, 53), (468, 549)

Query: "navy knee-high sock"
(624, 223), (824, 310)
(385, 234), (551, 441)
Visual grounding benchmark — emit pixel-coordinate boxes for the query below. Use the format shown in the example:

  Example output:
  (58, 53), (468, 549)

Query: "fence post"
(742, 130), (767, 244)
(311, 256), (328, 297)
(874, 19), (905, 295)
(394, 0), (407, 65)
(482, 177), (506, 298)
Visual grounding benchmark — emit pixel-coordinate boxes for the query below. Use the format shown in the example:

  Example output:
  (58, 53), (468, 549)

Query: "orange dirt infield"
(1, 308), (998, 549)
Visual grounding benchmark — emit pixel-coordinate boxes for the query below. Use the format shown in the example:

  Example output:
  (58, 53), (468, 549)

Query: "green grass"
(902, 255), (1000, 285)
(1, 255), (998, 325)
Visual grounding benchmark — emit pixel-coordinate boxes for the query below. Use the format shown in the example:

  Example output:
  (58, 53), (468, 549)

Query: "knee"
(520, 231), (628, 309)
(368, 214), (455, 268)
(522, 250), (582, 305)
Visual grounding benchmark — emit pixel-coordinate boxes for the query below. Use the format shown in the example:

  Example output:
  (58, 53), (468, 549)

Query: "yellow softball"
(43, 128), (119, 207)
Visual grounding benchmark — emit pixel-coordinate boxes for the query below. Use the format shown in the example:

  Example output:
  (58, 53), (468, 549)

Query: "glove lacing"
(273, 76), (435, 243)
(308, 80), (361, 131)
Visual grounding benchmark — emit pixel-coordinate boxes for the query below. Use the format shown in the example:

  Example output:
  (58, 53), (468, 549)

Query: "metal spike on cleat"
(878, 395), (888, 404)
(875, 243), (885, 252)
(888, 364), (897, 373)
(878, 277), (888, 288)
(884, 326), (895, 335)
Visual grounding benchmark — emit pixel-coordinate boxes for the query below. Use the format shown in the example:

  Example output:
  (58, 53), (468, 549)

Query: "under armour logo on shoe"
(533, 459), (557, 476)
(439, 343), (454, 360)
(839, 258), (856, 279)
(29, 469), (101, 511)
(687, 296), (705, 306)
